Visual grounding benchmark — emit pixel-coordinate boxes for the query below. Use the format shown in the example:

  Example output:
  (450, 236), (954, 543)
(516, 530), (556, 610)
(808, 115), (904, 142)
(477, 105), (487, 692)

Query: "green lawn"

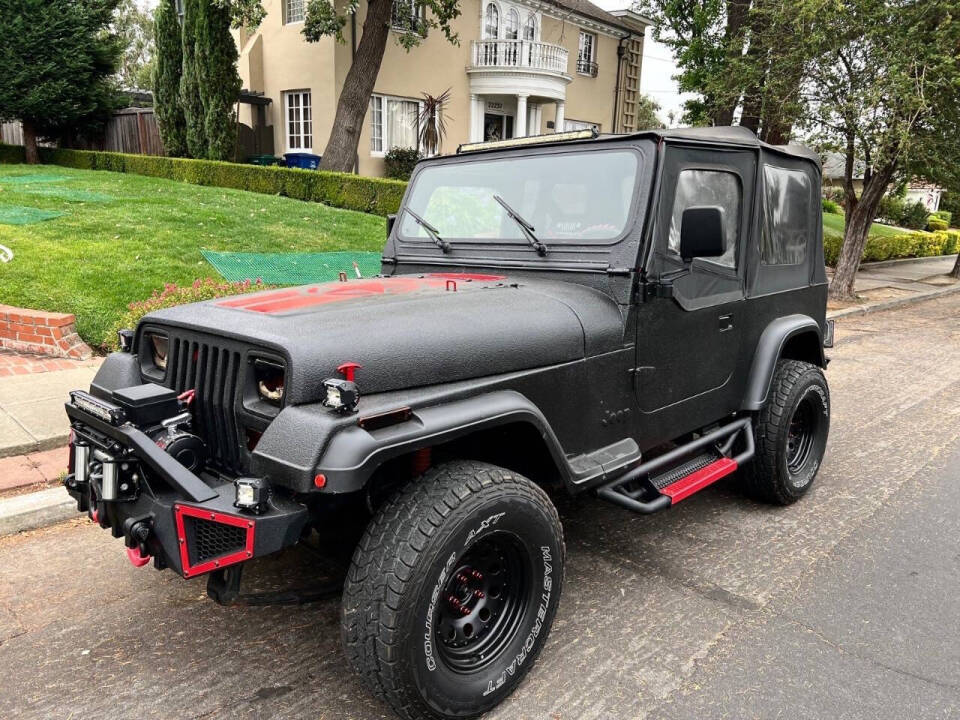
(821, 210), (915, 240)
(0, 165), (385, 346)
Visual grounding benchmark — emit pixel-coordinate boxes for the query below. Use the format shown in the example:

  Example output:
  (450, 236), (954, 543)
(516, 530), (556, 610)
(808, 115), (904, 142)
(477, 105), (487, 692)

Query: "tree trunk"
(829, 163), (897, 300)
(951, 252), (960, 279)
(319, 0), (394, 172)
(22, 121), (39, 164)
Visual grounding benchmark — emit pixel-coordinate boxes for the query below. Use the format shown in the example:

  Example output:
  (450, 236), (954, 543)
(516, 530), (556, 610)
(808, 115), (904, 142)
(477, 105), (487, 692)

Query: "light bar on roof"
(457, 128), (599, 154)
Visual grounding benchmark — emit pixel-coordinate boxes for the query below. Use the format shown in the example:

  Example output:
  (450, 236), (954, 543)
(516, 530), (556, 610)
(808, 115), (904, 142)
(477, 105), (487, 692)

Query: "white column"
(470, 94), (483, 142)
(515, 94), (528, 138)
(555, 100), (565, 133)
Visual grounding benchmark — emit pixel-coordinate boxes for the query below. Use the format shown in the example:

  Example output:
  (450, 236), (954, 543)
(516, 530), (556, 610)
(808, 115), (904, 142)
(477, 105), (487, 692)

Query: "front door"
(634, 146), (756, 434)
(484, 113), (514, 141)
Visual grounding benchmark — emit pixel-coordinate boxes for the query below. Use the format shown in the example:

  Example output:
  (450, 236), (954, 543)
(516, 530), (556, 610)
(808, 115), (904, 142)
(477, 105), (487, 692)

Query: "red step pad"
(661, 457), (738, 504)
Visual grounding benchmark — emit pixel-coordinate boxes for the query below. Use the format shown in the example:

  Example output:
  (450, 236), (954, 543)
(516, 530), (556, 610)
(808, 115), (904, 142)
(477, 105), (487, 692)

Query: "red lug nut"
(470, 569), (483, 580)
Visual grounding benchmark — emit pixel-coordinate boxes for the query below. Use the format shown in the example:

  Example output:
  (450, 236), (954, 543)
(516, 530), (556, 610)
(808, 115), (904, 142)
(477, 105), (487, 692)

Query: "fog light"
(234, 477), (270, 514)
(322, 378), (360, 413)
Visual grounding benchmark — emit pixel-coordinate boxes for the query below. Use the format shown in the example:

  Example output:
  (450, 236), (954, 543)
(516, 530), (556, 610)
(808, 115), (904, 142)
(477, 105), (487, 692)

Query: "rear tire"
(341, 460), (565, 720)
(745, 359), (830, 505)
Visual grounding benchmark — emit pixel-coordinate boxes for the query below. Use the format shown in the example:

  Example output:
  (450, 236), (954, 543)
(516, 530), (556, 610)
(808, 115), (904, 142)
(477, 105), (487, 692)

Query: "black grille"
(186, 516), (247, 565)
(169, 338), (242, 473)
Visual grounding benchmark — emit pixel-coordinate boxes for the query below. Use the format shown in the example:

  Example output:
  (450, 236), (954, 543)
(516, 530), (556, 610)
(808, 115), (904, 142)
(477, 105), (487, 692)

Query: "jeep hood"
(142, 273), (624, 402)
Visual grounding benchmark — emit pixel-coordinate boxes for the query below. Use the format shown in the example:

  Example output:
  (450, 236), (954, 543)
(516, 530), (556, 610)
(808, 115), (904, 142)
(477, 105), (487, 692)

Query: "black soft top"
(613, 126), (821, 165)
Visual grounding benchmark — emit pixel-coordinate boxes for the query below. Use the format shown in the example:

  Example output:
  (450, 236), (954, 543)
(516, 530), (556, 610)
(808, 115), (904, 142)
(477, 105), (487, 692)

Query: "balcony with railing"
(576, 59), (599, 77)
(470, 40), (570, 76)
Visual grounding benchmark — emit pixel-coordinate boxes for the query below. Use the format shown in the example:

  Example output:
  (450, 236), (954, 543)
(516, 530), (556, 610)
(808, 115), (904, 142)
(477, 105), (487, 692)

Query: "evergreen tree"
(180, 0), (206, 158)
(196, 0), (241, 160)
(0, 0), (122, 163)
(152, 0), (187, 156)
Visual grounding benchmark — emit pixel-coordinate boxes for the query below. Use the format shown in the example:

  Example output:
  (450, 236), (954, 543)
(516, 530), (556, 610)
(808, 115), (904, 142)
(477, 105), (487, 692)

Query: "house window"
(505, 9), (518, 39)
(668, 169), (741, 268)
(484, 3), (499, 39)
(577, 31), (597, 76)
(370, 95), (419, 155)
(761, 165), (811, 265)
(392, 0), (424, 33)
(284, 90), (312, 151)
(524, 14), (536, 41)
(285, 0), (304, 24)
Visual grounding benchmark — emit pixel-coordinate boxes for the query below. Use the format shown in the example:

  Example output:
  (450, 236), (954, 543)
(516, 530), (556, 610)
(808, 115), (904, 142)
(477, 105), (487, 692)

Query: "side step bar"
(596, 417), (754, 514)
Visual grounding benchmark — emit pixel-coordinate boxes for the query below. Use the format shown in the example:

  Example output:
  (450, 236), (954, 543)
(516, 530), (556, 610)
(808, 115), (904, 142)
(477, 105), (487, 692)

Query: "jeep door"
(633, 145), (756, 441)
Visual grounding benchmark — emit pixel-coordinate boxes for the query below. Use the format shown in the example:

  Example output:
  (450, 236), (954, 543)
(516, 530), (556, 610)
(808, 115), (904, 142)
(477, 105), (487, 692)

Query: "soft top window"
(399, 150), (639, 246)
(761, 165), (812, 265)
(667, 169), (741, 268)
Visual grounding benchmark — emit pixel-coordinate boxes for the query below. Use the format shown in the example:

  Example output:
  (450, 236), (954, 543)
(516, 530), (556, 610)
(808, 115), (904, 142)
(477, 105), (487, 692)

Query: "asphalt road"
(2, 294), (959, 720)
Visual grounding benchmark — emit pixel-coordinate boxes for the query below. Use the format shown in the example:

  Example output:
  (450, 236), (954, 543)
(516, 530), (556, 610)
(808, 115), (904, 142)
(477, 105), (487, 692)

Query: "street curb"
(827, 282), (960, 320)
(0, 433), (70, 460)
(856, 254), (958, 271)
(0, 486), (77, 537)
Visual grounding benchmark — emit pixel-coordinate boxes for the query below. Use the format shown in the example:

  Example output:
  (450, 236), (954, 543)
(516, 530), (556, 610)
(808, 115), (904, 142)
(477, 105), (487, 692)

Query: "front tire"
(342, 461), (565, 720)
(746, 359), (830, 505)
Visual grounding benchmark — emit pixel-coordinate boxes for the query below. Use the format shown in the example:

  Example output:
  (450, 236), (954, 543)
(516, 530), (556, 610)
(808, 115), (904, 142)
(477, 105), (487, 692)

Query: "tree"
(418, 88), (451, 157)
(635, 93), (665, 129)
(196, 0), (241, 160)
(180, 0), (207, 158)
(0, 0), (122, 163)
(153, 0), (188, 156)
(800, 0), (960, 300)
(225, 0), (463, 172)
(114, 0), (154, 89)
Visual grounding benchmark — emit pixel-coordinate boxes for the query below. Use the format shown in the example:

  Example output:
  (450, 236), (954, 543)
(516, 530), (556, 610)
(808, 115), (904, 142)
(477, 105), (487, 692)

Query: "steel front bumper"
(64, 398), (309, 578)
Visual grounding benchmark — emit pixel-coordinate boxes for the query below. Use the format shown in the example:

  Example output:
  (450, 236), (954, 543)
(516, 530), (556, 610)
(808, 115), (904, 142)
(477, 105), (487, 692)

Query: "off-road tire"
(341, 460), (565, 720)
(745, 359), (830, 505)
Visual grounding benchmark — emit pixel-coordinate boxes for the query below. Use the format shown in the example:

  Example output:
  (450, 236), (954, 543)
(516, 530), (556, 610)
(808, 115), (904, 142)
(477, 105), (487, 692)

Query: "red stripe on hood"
(217, 274), (505, 314)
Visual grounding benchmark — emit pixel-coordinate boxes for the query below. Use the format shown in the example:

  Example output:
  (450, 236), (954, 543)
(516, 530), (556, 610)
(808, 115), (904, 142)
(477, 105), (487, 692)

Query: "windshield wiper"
(401, 207), (451, 253)
(493, 195), (548, 256)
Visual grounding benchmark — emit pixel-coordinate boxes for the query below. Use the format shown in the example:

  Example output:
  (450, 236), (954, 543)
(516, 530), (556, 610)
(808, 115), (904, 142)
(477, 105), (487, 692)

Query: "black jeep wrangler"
(64, 127), (832, 719)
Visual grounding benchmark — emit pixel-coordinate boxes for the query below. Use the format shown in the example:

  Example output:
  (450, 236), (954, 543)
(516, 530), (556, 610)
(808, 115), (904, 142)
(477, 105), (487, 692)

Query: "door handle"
(718, 314), (734, 332)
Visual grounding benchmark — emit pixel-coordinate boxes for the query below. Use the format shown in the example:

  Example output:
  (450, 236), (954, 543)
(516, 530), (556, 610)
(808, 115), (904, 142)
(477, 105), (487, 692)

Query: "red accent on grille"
(216, 274), (507, 315)
(174, 504), (255, 578)
(661, 458), (738, 504)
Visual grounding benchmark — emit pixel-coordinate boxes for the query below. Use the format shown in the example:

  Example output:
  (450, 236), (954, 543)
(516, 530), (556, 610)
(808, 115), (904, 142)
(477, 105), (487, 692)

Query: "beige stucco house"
(234, 0), (651, 176)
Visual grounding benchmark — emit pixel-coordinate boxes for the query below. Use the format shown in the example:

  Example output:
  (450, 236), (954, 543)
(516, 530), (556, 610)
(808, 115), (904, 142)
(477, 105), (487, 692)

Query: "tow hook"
(124, 520), (152, 568)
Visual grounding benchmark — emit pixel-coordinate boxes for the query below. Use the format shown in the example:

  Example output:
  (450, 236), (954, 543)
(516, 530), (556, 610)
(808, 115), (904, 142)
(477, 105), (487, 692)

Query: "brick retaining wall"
(0, 305), (93, 360)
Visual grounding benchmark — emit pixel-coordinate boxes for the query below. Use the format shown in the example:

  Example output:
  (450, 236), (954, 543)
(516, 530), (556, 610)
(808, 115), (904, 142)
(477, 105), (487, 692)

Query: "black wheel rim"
(435, 533), (530, 674)
(786, 396), (818, 475)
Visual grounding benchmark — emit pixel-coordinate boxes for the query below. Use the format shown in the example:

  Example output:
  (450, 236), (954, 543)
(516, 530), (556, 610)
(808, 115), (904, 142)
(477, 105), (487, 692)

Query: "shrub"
(0, 143), (25, 163)
(823, 186), (846, 205)
(931, 209), (952, 226)
(875, 195), (930, 230)
(927, 217), (949, 231)
(383, 147), (421, 180)
(822, 197), (841, 214)
(823, 230), (955, 266)
(900, 200), (931, 230)
(105, 278), (271, 350)
(0, 146), (407, 216)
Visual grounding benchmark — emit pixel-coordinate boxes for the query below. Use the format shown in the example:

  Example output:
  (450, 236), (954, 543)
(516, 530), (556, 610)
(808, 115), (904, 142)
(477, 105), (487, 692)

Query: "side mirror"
(386, 213), (397, 239)
(680, 206), (725, 262)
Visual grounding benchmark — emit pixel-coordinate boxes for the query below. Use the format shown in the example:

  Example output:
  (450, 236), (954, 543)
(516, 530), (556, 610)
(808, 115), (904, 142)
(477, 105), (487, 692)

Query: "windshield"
(399, 150), (640, 246)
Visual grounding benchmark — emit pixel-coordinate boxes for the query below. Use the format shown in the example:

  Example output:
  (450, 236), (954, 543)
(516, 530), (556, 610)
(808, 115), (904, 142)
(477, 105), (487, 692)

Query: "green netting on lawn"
(0, 174), (69, 185)
(0, 206), (65, 224)
(18, 186), (114, 203)
(201, 250), (383, 284)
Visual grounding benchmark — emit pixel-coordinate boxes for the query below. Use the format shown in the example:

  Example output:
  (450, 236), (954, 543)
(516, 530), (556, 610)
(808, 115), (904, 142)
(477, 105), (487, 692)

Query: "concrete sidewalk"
(0, 357), (100, 459)
(827, 254), (959, 318)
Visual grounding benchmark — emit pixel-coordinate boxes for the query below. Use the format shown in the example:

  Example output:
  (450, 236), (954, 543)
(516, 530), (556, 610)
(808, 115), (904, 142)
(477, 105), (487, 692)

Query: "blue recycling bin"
(283, 153), (322, 170)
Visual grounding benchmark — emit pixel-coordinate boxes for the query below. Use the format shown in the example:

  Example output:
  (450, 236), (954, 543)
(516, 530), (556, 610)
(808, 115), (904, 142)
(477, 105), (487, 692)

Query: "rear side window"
(761, 165), (812, 265)
(668, 169), (741, 268)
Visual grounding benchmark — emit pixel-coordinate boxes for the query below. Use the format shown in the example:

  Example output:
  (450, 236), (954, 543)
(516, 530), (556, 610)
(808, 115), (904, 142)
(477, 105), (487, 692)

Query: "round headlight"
(148, 333), (168, 371)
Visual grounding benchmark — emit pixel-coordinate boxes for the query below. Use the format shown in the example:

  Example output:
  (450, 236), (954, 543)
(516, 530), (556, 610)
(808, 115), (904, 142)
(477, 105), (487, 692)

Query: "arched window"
(484, 3), (499, 39)
(524, 13), (536, 41)
(505, 8), (519, 40)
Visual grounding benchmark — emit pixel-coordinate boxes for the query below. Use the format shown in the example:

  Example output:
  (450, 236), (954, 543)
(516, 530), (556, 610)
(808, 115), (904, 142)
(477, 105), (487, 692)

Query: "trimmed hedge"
(824, 230), (960, 266)
(0, 144), (406, 216)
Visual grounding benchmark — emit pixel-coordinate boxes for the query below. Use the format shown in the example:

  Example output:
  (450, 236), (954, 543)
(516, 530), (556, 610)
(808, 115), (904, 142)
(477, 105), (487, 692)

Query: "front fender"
(741, 314), (824, 412)
(315, 390), (572, 494)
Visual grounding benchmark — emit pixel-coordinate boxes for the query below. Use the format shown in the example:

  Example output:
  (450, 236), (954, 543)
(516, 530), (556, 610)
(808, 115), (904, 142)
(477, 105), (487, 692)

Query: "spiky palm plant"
(418, 88), (451, 157)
